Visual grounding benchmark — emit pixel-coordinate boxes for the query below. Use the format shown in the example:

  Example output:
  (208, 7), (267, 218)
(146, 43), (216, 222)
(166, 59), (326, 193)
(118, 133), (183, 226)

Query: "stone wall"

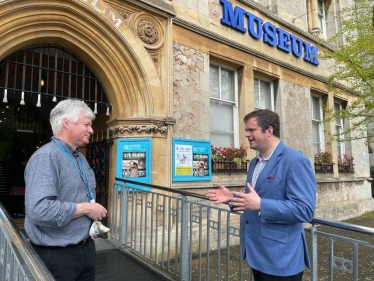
(277, 80), (314, 160)
(173, 43), (210, 140)
(315, 179), (374, 220)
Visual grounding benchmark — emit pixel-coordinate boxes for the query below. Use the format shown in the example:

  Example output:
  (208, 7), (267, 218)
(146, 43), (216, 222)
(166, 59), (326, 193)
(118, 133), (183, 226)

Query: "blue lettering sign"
(262, 22), (277, 46)
(290, 35), (303, 57)
(220, 0), (247, 33)
(246, 12), (263, 39)
(220, 0), (319, 66)
(276, 28), (291, 53)
(303, 42), (319, 65)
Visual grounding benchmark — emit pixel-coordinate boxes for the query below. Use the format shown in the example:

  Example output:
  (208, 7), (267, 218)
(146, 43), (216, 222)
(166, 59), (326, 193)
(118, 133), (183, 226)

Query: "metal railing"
(3, 178), (374, 281)
(112, 178), (374, 281)
(0, 202), (54, 281)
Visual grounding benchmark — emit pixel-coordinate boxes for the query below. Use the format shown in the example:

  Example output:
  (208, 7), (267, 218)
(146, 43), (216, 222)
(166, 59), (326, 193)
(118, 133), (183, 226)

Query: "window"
(209, 63), (238, 147)
(317, 0), (327, 38)
(334, 102), (344, 156)
(311, 95), (324, 153)
(254, 77), (274, 110)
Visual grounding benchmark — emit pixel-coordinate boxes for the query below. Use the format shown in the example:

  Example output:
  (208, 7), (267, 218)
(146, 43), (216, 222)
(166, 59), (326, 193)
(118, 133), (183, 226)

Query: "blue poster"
(172, 138), (212, 182)
(116, 138), (152, 190)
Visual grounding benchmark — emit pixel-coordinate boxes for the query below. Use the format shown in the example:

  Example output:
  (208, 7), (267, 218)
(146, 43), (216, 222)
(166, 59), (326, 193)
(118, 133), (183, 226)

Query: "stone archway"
(0, 0), (165, 118)
(0, 0), (174, 217)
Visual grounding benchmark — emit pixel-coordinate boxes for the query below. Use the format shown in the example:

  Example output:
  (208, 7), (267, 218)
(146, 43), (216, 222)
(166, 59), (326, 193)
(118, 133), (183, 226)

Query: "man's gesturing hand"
(206, 183), (232, 204)
(229, 183), (261, 211)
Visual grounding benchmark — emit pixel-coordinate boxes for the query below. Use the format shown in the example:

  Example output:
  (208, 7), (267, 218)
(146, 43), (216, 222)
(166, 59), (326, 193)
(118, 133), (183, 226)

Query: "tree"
(319, 0), (374, 146)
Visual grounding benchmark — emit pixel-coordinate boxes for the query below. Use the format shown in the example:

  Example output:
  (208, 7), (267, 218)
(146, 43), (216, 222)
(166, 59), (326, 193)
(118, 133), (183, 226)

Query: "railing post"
(120, 183), (128, 246)
(180, 195), (190, 281)
(310, 223), (318, 281)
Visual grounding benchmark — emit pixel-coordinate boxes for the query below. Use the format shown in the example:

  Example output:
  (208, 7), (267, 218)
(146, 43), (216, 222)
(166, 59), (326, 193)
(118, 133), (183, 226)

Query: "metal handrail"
(114, 178), (374, 281)
(311, 217), (374, 235)
(116, 178), (374, 236)
(0, 202), (55, 281)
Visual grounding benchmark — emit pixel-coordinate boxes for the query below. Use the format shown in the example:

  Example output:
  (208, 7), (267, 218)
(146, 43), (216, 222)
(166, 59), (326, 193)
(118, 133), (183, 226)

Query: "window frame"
(209, 62), (239, 148)
(317, 0), (327, 38)
(311, 95), (325, 153)
(254, 76), (274, 111)
(334, 102), (344, 156)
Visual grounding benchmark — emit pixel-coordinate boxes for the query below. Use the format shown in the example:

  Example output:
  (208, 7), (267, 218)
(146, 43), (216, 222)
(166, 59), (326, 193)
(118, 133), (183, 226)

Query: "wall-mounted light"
(38, 73), (47, 92)
(40, 73), (47, 90)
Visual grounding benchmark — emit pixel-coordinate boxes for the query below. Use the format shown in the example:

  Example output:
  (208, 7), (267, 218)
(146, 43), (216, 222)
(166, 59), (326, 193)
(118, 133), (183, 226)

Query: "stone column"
(323, 93), (338, 177)
(310, 0), (322, 37)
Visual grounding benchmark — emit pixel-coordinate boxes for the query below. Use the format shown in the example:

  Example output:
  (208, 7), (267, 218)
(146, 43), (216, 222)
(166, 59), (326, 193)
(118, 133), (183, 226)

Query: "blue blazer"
(241, 141), (316, 276)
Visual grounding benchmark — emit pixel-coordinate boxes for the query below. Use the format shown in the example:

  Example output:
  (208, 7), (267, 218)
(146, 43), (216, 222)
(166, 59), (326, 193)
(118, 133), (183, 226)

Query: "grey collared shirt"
(24, 137), (96, 246)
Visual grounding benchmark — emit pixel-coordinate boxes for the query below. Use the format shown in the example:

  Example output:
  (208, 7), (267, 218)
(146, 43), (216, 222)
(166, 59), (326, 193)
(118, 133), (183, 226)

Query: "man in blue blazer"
(207, 109), (316, 281)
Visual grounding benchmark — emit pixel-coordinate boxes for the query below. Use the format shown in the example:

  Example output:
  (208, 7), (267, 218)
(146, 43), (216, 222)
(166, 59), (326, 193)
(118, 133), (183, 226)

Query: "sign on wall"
(116, 138), (152, 190)
(219, 0), (319, 66)
(172, 138), (212, 182)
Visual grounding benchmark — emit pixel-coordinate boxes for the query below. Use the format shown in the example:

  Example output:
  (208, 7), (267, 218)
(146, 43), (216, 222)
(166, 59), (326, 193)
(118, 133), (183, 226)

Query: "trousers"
(31, 238), (96, 281)
(252, 268), (304, 281)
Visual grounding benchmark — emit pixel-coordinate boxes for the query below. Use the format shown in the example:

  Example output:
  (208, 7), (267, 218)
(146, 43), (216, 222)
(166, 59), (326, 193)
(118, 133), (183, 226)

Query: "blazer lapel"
(254, 142), (285, 192)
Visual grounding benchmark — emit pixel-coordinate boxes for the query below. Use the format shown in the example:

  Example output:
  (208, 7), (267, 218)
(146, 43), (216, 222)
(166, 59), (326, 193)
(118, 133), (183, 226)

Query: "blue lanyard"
(52, 139), (94, 202)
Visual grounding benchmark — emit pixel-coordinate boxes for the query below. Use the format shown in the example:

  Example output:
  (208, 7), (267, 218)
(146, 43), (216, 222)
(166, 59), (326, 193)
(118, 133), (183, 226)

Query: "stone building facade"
(0, 0), (372, 221)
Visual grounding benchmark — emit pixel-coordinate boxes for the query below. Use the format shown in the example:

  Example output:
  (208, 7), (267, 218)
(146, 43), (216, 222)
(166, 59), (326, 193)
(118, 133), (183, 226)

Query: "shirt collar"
(52, 136), (80, 157)
(256, 141), (280, 161)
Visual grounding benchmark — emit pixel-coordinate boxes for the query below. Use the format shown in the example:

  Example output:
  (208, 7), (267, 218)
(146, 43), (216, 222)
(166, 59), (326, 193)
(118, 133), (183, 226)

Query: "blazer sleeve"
(259, 156), (316, 224)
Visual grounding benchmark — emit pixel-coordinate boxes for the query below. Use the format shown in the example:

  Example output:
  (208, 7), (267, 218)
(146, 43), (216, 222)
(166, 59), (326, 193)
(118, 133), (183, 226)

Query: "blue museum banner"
(172, 138), (212, 182)
(116, 138), (152, 190)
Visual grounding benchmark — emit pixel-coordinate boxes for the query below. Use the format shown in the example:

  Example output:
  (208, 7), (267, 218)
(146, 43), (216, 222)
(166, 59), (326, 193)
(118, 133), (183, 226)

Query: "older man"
(25, 99), (107, 281)
(207, 109), (316, 281)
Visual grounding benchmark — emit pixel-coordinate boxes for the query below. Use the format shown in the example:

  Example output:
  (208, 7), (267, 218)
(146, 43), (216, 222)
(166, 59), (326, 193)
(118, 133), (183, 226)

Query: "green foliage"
(319, 0), (374, 145)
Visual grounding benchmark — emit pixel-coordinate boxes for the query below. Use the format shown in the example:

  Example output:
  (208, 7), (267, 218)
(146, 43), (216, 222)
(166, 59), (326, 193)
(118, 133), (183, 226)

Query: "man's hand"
(74, 202), (107, 221)
(206, 183), (232, 204)
(229, 183), (261, 211)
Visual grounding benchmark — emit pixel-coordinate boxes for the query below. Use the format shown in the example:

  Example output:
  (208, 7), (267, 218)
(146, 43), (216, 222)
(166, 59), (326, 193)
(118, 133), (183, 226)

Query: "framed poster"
(172, 138), (211, 182)
(116, 138), (152, 190)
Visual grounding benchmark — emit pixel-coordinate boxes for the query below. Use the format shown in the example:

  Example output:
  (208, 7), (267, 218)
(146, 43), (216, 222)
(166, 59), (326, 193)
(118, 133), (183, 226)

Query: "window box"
(212, 160), (249, 175)
(338, 164), (355, 174)
(314, 163), (334, 173)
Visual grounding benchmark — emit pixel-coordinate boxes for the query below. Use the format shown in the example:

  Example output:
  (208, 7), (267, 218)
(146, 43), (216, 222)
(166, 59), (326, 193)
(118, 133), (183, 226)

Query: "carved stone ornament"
(117, 10), (129, 20)
(109, 124), (167, 135)
(137, 19), (159, 45)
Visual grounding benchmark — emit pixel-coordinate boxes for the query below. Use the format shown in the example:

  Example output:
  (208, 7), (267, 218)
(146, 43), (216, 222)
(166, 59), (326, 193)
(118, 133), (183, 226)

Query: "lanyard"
(52, 139), (95, 202)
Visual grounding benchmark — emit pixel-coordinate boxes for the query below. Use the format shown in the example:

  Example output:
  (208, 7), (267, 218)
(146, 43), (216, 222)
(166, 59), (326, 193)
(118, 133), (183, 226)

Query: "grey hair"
(50, 99), (95, 134)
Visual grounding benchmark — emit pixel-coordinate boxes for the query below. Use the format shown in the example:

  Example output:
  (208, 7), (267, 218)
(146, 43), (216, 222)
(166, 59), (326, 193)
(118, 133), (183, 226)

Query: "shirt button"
(246, 221), (249, 224)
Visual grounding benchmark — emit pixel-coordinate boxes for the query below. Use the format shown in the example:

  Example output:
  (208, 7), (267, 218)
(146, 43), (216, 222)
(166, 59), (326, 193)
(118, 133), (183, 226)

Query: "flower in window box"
(211, 144), (248, 162)
(337, 153), (354, 173)
(314, 150), (333, 165)
(233, 157), (243, 168)
(314, 150), (334, 173)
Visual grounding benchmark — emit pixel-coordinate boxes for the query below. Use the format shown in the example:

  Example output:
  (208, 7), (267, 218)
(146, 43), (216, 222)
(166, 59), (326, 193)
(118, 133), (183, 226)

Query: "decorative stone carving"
(151, 54), (158, 63)
(109, 124), (168, 135)
(117, 10), (129, 20)
(137, 19), (159, 45)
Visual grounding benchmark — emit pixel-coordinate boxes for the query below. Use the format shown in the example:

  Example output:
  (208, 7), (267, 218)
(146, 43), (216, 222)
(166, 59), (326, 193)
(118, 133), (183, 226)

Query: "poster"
(172, 138), (211, 182)
(116, 138), (152, 190)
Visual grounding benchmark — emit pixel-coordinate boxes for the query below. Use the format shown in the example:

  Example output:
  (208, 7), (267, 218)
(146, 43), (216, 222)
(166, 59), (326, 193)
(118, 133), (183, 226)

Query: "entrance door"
(0, 44), (110, 216)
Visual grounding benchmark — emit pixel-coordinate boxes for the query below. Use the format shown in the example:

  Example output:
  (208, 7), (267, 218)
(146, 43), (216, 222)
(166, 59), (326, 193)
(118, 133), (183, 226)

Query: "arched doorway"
(0, 0), (172, 223)
(0, 45), (110, 217)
